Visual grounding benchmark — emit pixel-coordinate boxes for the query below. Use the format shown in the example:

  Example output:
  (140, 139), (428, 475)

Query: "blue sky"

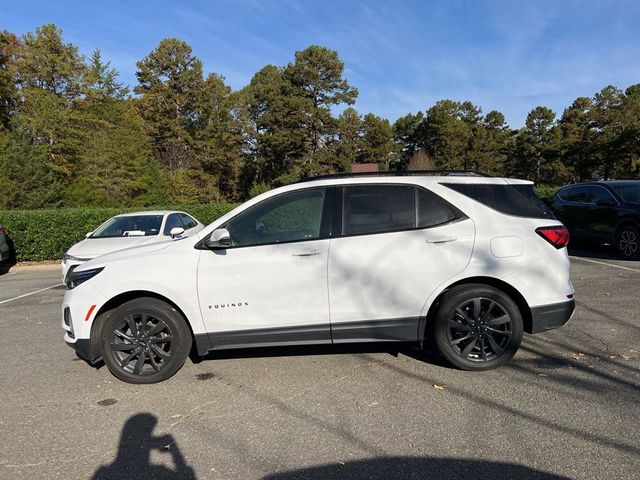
(4, 0), (640, 126)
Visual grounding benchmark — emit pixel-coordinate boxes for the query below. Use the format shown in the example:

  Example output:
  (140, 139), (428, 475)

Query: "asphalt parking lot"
(0, 252), (638, 480)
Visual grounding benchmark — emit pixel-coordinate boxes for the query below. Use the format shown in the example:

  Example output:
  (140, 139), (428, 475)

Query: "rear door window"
(342, 185), (415, 235)
(591, 187), (616, 204)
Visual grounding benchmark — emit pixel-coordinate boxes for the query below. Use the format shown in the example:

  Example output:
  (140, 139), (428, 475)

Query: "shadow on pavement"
(92, 413), (196, 480)
(193, 342), (451, 369)
(262, 456), (570, 480)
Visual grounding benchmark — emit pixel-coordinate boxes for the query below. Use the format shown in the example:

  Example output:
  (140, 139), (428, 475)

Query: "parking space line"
(570, 256), (640, 273)
(0, 284), (63, 306)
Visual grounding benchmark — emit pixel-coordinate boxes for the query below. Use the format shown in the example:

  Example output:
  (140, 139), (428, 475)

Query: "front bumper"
(62, 282), (107, 364)
(529, 299), (576, 334)
(64, 337), (98, 364)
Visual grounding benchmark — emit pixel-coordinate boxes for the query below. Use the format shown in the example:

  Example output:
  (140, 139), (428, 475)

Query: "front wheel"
(432, 284), (523, 371)
(615, 225), (640, 260)
(99, 298), (192, 384)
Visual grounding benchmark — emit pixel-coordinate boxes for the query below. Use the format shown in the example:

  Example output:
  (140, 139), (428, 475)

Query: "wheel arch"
(420, 276), (534, 340)
(614, 217), (640, 234)
(90, 290), (211, 361)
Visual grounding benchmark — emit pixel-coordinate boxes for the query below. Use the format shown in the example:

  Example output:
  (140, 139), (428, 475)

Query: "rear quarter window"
(442, 183), (555, 219)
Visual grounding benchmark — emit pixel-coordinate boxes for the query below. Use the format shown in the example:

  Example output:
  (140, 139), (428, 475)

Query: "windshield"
(91, 215), (163, 238)
(610, 183), (640, 204)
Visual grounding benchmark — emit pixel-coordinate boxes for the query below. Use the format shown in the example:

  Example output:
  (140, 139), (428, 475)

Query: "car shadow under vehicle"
(190, 342), (452, 369)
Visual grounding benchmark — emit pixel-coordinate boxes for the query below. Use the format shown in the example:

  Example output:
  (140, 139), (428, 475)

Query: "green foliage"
(248, 182), (272, 198)
(0, 204), (235, 261)
(359, 113), (398, 166)
(533, 186), (559, 202)
(13, 24), (86, 99)
(1, 22), (640, 218)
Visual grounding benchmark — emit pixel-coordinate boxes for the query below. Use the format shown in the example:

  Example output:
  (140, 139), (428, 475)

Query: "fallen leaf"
(432, 384), (445, 391)
(621, 355), (631, 361)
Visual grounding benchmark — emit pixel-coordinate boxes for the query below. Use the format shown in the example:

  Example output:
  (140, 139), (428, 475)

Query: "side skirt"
(196, 318), (421, 355)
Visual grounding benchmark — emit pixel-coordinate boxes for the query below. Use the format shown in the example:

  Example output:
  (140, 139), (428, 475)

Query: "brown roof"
(351, 163), (379, 173)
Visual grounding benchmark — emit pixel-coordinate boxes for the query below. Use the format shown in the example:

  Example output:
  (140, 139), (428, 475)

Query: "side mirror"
(595, 198), (616, 207)
(85, 231), (93, 238)
(170, 227), (185, 238)
(205, 228), (231, 249)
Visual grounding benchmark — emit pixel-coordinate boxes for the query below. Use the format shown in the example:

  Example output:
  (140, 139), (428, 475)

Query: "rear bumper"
(529, 299), (575, 334)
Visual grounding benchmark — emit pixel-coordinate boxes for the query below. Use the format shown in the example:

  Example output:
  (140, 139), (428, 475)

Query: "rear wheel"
(100, 298), (191, 384)
(615, 224), (640, 260)
(433, 284), (523, 371)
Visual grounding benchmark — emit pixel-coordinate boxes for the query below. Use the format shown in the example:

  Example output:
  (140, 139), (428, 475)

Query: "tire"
(99, 297), (192, 384)
(615, 224), (640, 260)
(432, 284), (523, 371)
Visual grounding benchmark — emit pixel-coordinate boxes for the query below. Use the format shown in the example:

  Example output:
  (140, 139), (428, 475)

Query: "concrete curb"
(4, 262), (60, 273)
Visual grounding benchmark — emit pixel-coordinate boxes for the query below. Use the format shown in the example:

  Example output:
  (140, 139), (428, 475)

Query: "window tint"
(565, 186), (592, 203)
(610, 183), (640, 204)
(92, 215), (163, 238)
(442, 183), (553, 219)
(558, 187), (573, 201)
(179, 213), (198, 230)
(591, 187), (615, 203)
(163, 213), (183, 235)
(226, 188), (326, 247)
(511, 184), (556, 217)
(343, 185), (415, 235)
(417, 188), (458, 227)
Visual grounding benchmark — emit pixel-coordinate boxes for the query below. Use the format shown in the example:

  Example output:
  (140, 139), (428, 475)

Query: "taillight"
(0, 227), (5, 235)
(536, 226), (570, 249)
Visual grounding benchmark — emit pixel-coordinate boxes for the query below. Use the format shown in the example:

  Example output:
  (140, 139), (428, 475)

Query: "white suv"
(61, 173), (574, 384)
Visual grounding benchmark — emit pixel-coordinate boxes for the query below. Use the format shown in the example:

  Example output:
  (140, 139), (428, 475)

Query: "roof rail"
(295, 170), (491, 183)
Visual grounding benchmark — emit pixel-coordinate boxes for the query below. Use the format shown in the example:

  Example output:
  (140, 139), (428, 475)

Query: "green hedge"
(534, 186), (559, 202)
(1, 185), (561, 262)
(0, 203), (236, 261)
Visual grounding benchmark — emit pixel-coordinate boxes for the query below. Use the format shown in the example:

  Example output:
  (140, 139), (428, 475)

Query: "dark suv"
(549, 180), (640, 259)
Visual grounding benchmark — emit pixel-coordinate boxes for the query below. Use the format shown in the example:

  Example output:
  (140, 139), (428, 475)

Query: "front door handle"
(292, 249), (321, 256)
(426, 236), (457, 244)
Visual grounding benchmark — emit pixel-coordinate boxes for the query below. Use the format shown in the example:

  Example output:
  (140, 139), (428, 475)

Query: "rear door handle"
(426, 236), (457, 244)
(292, 249), (321, 256)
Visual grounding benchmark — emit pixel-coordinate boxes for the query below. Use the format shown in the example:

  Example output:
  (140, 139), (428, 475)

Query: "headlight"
(63, 253), (91, 263)
(66, 267), (104, 290)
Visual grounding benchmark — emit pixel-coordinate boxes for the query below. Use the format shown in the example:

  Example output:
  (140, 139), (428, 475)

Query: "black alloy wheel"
(447, 298), (512, 363)
(110, 313), (174, 376)
(100, 297), (191, 384)
(432, 284), (523, 371)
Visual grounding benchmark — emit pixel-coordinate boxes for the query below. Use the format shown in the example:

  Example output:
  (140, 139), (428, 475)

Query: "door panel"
(197, 240), (331, 344)
(588, 187), (619, 242)
(328, 219), (475, 341)
(196, 186), (333, 347)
